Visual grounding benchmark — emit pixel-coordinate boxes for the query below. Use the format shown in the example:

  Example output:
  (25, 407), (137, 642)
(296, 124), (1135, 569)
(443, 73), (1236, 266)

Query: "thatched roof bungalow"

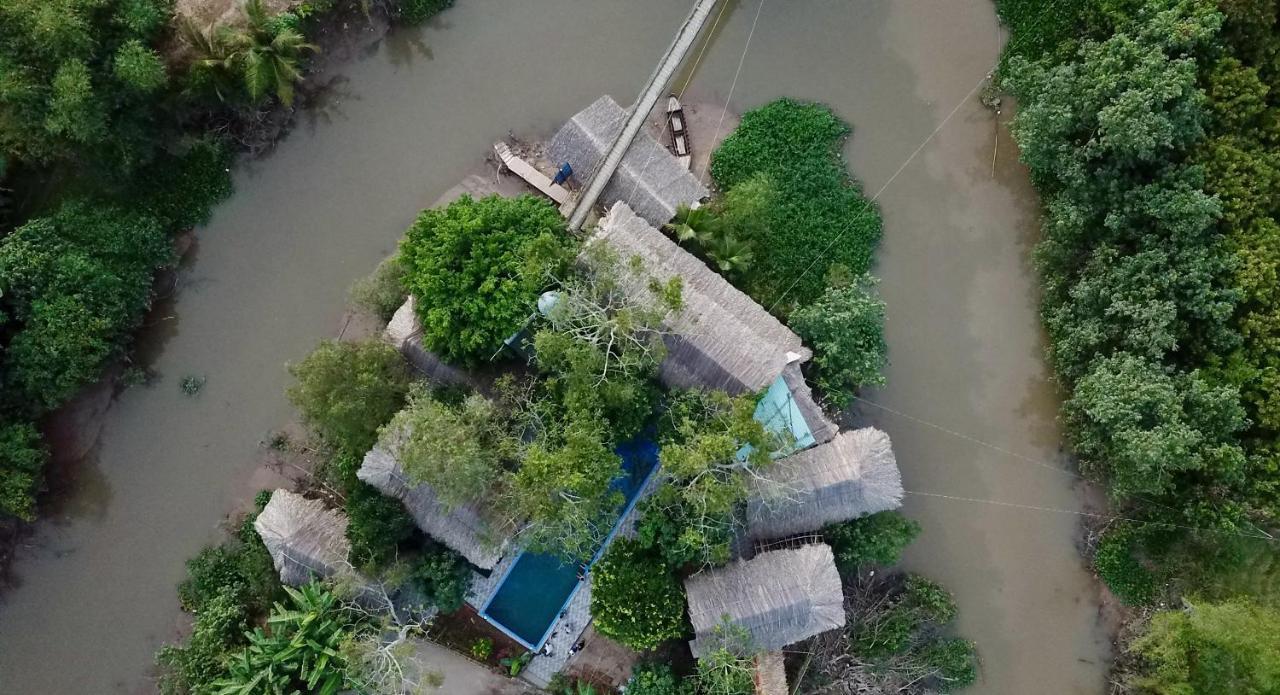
(254, 489), (355, 586)
(747, 428), (904, 543)
(358, 427), (510, 570)
(684, 544), (845, 658)
(588, 202), (837, 445)
(549, 95), (709, 227)
(384, 297), (472, 387)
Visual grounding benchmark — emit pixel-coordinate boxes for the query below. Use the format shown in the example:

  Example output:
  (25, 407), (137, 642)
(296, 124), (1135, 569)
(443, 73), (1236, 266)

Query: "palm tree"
(706, 234), (755, 277)
(180, 0), (316, 107)
(665, 203), (721, 244)
(227, 0), (316, 107)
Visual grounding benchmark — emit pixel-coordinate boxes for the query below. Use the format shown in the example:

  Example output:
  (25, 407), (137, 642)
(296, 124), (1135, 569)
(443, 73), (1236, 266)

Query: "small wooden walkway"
(493, 142), (570, 206)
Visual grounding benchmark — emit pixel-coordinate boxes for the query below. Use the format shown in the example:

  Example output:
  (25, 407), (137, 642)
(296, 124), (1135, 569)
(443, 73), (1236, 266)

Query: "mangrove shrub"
(590, 538), (687, 651)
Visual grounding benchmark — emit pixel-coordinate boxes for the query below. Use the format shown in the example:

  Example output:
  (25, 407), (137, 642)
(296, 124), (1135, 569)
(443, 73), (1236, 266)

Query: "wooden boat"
(666, 95), (692, 169)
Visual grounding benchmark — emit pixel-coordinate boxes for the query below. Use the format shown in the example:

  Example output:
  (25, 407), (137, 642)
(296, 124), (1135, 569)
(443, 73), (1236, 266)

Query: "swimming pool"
(478, 437), (659, 649)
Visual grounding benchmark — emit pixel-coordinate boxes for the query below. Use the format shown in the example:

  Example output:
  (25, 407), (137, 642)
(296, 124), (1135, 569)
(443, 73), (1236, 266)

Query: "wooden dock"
(493, 142), (570, 206)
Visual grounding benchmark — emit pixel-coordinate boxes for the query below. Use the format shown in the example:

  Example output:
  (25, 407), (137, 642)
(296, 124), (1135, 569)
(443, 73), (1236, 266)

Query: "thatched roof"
(684, 544), (845, 658)
(747, 428), (904, 543)
(590, 202), (808, 394)
(358, 427), (509, 570)
(254, 489), (354, 586)
(549, 95), (709, 227)
(385, 297), (471, 387)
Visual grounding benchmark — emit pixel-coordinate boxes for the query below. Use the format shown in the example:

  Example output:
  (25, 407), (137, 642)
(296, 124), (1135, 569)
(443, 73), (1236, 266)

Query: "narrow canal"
(0, 1), (1110, 693)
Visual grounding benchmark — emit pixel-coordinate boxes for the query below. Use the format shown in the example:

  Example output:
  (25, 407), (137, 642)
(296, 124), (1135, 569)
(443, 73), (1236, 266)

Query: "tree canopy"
(287, 340), (413, 455)
(399, 194), (574, 365)
(590, 538), (687, 651)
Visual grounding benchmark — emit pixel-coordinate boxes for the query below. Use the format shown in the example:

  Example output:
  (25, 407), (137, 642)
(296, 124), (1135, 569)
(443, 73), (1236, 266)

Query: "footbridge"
(563, 0), (721, 231)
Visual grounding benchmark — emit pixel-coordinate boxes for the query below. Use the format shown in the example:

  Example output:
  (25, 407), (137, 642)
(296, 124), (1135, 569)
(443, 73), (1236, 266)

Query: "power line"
(903, 490), (1277, 542)
(696, 0), (767, 185)
(624, 0), (733, 210)
(766, 74), (990, 314)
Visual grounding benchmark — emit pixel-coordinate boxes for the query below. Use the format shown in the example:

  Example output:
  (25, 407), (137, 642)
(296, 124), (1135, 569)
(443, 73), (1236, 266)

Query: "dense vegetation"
(708, 99), (882, 313)
(997, 0), (1280, 689)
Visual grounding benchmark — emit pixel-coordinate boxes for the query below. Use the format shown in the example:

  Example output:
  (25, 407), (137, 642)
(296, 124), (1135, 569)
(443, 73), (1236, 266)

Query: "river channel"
(0, 2), (1109, 692)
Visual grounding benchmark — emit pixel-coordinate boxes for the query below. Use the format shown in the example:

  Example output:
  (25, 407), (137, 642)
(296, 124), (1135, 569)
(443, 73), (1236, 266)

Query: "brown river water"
(0, 1), (1110, 692)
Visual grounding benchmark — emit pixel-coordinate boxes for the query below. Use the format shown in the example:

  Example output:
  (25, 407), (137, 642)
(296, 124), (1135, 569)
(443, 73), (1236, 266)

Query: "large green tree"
(590, 539), (687, 651)
(399, 194), (574, 364)
(392, 390), (516, 509)
(287, 340), (412, 455)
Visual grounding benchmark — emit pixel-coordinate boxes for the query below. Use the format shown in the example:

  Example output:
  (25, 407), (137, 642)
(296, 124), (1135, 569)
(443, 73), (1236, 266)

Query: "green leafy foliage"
(709, 99), (881, 311)
(824, 510), (921, 574)
(507, 419), (624, 561)
(1130, 599), (1280, 694)
(113, 39), (167, 93)
(393, 389), (516, 509)
(694, 620), (757, 695)
(412, 544), (471, 613)
(157, 589), (253, 694)
(853, 575), (957, 658)
(627, 663), (695, 695)
(0, 0), (173, 168)
(589, 538), (687, 651)
(178, 515), (281, 617)
(532, 242), (678, 439)
(394, 0), (455, 25)
(213, 583), (354, 694)
(0, 200), (169, 411)
(349, 255), (407, 322)
(181, 0), (317, 107)
(651, 389), (781, 567)
(345, 480), (416, 572)
(790, 274), (887, 408)
(1094, 523), (1161, 605)
(0, 422), (46, 521)
(399, 194), (574, 364)
(287, 340), (412, 455)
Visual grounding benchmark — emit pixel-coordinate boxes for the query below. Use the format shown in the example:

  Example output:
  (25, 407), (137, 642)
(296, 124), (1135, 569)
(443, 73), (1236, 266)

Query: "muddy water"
(0, 1), (1109, 693)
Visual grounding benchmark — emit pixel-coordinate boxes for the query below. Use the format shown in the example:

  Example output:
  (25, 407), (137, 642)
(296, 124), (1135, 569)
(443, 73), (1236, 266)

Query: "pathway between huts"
(413, 641), (535, 695)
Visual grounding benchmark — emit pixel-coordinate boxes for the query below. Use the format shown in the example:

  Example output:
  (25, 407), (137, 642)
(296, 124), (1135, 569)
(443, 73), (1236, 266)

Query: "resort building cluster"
(252, 95), (906, 692)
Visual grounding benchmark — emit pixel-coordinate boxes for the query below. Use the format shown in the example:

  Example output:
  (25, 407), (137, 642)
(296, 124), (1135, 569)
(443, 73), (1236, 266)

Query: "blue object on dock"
(552, 162), (573, 186)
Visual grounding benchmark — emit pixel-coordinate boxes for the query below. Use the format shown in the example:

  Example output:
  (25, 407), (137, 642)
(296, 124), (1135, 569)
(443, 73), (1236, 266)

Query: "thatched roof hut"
(358, 428), (509, 570)
(754, 652), (789, 695)
(590, 202), (809, 394)
(549, 95), (709, 227)
(384, 297), (472, 387)
(747, 428), (904, 543)
(254, 489), (354, 586)
(684, 544), (845, 658)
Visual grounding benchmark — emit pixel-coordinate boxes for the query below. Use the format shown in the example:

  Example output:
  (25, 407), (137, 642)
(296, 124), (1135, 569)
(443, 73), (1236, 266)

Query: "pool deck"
(465, 465), (666, 688)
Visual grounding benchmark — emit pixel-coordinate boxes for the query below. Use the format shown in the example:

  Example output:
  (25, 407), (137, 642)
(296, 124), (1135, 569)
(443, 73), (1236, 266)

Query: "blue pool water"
(480, 436), (659, 648)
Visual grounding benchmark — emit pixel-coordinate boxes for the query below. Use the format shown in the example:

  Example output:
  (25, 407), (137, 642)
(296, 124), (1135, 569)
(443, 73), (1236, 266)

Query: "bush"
(156, 588), (251, 693)
(590, 539), (687, 651)
(130, 139), (234, 231)
(1130, 599), (1280, 693)
(177, 512), (280, 616)
(350, 255), (407, 321)
(824, 511), (921, 574)
(287, 339), (412, 454)
(345, 481), (417, 572)
(853, 575), (956, 658)
(790, 274), (887, 408)
(920, 638), (979, 692)
(628, 663), (695, 695)
(0, 422), (47, 521)
(709, 99), (882, 311)
(1093, 524), (1160, 605)
(412, 545), (471, 613)
(399, 194), (574, 364)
